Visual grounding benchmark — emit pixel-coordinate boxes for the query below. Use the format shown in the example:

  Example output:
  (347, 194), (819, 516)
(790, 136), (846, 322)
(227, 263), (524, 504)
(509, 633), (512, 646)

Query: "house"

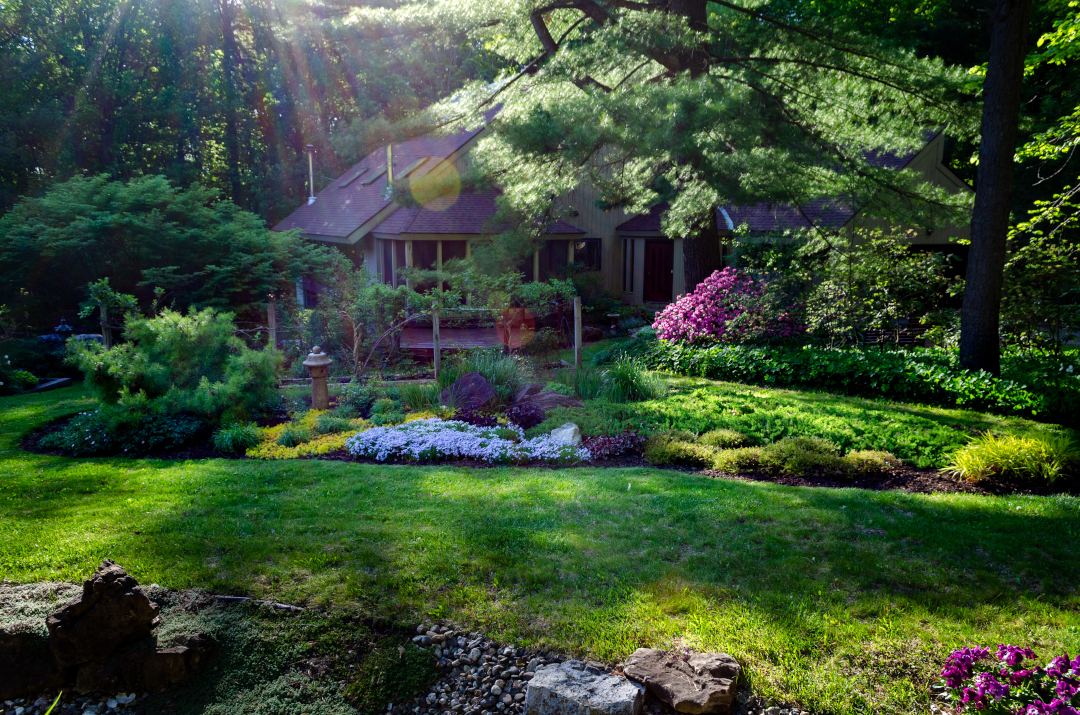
(274, 115), (972, 307)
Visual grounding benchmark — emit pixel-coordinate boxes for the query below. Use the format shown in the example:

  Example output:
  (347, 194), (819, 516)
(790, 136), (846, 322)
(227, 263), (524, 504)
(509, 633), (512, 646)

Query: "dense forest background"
(0, 0), (1076, 229)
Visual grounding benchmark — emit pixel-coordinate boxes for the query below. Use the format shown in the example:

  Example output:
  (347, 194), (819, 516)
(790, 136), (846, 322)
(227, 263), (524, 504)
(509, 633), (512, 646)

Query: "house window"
(574, 238), (601, 271)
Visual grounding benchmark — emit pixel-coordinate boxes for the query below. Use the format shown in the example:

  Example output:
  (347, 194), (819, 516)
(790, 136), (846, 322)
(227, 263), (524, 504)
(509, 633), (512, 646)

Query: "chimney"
(386, 144), (394, 185)
(306, 145), (316, 205)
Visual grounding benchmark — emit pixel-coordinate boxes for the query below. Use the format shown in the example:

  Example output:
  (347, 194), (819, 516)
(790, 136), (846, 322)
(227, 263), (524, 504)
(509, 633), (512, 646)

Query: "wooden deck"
(399, 327), (502, 350)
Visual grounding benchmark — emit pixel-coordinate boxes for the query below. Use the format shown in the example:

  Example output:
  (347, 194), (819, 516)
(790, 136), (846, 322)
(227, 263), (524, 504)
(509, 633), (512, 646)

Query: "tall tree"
(959, 0), (1033, 374)
(341, 0), (975, 288)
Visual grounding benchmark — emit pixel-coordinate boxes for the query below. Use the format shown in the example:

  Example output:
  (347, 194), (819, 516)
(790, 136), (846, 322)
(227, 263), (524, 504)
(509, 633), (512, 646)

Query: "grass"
(528, 375), (1045, 468)
(3, 387), (1080, 715)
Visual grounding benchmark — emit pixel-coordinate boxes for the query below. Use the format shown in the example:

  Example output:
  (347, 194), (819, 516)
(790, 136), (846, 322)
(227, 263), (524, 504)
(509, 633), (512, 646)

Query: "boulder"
(550, 423), (582, 445)
(0, 630), (64, 699)
(47, 559), (161, 668)
(440, 371), (499, 410)
(513, 383), (546, 404)
(74, 633), (216, 694)
(525, 661), (644, 715)
(621, 649), (741, 714)
(518, 391), (584, 415)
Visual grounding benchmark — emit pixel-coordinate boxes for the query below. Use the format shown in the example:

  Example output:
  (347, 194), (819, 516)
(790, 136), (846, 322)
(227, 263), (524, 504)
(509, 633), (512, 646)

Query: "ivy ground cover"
(3, 387), (1080, 715)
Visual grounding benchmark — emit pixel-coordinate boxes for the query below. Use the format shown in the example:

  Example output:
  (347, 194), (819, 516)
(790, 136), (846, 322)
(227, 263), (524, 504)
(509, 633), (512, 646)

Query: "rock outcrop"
(622, 649), (742, 714)
(525, 660), (644, 715)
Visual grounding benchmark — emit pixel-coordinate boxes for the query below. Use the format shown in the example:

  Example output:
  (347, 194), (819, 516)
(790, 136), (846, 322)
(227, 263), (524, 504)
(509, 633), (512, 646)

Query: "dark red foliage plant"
(582, 430), (646, 460)
(505, 403), (546, 429)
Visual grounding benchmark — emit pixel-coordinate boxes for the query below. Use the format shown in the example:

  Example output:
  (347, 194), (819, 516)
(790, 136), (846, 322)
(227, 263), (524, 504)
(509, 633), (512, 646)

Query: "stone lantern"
(302, 346), (333, 410)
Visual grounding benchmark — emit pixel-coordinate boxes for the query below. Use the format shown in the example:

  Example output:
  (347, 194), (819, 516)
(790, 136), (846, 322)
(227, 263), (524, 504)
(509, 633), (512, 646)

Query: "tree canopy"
(0, 174), (338, 331)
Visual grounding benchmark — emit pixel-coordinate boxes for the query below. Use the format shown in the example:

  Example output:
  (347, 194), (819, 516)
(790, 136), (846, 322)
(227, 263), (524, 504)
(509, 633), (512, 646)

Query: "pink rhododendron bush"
(652, 268), (805, 344)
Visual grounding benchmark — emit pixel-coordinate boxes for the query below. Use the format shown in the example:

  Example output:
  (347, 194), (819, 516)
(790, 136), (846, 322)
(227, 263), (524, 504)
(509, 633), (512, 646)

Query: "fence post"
(574, 297), (582, 370)
(267, 296), (278, 350)
(432, 307), (441, 380)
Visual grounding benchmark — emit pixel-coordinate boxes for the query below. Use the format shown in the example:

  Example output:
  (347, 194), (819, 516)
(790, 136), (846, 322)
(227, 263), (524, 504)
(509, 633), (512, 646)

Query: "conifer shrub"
(710, 447), (764, 473)
(759, 437), (846, 475)
(844, 449), (902, 475)
(643, 431), (715, 467)
(699, 429), (749, 449)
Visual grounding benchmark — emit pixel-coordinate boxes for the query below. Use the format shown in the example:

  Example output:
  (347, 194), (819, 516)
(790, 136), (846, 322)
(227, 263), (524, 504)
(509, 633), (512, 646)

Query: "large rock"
(74, 633), (216, 694)
(621, 649), (741, 714)
(525, 661), (643, 715)
(47, 559), (161, 667)
(513, 383), (546, 404)
(440, 371), (499, 410)
(0, 630), (64, 699)
(517, 391), (584, 415)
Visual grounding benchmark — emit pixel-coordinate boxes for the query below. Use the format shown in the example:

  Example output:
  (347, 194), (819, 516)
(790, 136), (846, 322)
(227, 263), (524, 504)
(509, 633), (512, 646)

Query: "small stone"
(491, 687), (503, 697)
(765, 709), (779, 715)
(107, 700), (118, 709)
(525, 662), (644, 715)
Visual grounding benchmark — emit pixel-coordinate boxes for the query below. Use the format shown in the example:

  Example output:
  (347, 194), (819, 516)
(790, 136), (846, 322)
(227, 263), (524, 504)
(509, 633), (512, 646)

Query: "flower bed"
(941, 644), (1080, 713)
(345, 417), (590, 464)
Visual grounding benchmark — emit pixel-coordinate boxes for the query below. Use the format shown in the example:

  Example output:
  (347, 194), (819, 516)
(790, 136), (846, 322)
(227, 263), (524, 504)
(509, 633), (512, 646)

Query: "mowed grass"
(3, 387), (1080, 715)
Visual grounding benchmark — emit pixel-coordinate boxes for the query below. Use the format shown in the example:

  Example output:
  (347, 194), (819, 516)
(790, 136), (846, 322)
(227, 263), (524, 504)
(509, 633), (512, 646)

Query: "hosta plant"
(941, 644), (1080, 714)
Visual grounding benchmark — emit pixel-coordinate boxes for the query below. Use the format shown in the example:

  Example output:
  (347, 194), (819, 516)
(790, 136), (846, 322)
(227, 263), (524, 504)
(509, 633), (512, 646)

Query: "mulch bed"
(21, 415), (1078, 497)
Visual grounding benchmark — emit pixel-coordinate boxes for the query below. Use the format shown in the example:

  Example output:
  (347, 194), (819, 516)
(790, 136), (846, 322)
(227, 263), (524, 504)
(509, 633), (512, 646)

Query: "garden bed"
(21, 412), (1079, 497)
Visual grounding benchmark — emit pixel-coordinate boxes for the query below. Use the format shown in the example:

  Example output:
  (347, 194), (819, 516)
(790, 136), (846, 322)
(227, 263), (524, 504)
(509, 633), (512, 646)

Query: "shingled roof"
(273, 114), (494, 239)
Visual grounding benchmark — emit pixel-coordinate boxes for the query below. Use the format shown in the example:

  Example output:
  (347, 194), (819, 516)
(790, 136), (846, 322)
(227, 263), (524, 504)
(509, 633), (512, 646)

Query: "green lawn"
(2, 386), (1080, 715)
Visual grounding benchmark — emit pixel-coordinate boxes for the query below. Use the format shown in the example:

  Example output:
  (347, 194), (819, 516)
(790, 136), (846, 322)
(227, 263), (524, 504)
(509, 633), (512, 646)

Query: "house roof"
(373, 189), (588, 237)
(273, 112), (496, 239)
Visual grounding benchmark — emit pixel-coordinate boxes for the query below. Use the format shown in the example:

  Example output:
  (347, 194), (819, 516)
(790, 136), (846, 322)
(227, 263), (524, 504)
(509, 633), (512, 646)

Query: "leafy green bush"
(276, 424), (311, 448)
(213, 423), (261, 454)
(523, 327), (562, 358)
(340, 378), (384, 414)
(38, 406), (201, 456)
(942, 431), (1080, 482)
(602, 335), (1074, 423)
(400, 382), (441, 412)
(699, 429), (748, 448)
(436, 349), (529, 404)
(0, 360), (38, 395)
(68, 307), (279, 426)
(371, 398), (396, 415)
(759, 436), (846, 475)
(603, 358), (667, 403)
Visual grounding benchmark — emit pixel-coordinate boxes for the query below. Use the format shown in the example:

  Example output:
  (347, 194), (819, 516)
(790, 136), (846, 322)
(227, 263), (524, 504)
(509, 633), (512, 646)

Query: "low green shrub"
(711, 446), (763, 472)
(38, 405), (201, 456)
(699, 428), (748, 449)
(313, 414), (354, 435)
(603, 358), (667, 403)
(643, 431), (715, 467)
(371, 398), (396, 415)
(276, 424), (311, 447)
(844, 449), (901, 475)
(942, 431), (1080, 482)
(523, 327), (562, 358)
(400, 382), (441, 412)
(370, 411), (406, 427)
(212, 422), (261, 454)
(759, 436), (846, 475)
(526, 401), (640, 439)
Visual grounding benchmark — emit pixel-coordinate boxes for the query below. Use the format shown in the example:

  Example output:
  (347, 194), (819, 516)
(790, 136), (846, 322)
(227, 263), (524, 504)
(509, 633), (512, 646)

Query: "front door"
(644, 240), (674, 303)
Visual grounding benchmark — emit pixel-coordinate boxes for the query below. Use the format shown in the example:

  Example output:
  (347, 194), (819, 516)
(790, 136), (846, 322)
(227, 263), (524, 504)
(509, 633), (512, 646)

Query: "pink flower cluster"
(651, 268), (805, 344)
(942, 644), (1080, 714)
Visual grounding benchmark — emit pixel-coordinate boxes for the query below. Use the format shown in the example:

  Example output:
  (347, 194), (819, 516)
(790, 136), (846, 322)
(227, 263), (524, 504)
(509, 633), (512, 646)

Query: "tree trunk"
(682, 209), (724, 294)
(959, 0), (1032, 375)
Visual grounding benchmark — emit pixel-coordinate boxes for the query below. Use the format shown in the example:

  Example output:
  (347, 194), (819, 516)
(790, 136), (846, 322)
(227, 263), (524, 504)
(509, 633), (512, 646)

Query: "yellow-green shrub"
(699, 429), (748, 449)
(942, 431), (1079, 482)
(643, 431), (715, 467)
(760, 436), (845, 475)
(247, 410), (371, 460)
(710, 447), (763, 472)
(844, 449), (901, 475)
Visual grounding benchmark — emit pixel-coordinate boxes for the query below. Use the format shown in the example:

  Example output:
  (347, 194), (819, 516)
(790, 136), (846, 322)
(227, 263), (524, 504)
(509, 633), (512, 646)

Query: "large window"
(574, 238), (601, 272)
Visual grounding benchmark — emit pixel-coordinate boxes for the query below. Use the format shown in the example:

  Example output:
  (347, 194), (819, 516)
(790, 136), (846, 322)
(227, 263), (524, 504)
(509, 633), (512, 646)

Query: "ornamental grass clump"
(345, 418), (588, 464)
(603, 358), (667, 403)
(652, 267), (805, 345)
(212, 422), (261, 454)
(940, 643), (1080, 714)
(943, 431), (1080, 482)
